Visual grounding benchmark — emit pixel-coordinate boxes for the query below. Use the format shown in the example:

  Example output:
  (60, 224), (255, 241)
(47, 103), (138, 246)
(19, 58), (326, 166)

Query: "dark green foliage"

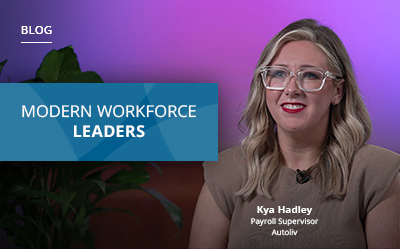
(0, 162), (182, 249)
(21, 45), (104, 83)
(0, 59), (7, 76)
(0, 46), (182, 249)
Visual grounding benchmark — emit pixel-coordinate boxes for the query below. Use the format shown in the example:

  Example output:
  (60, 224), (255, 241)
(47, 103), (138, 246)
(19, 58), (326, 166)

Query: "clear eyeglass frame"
(260, 65), (342, 92)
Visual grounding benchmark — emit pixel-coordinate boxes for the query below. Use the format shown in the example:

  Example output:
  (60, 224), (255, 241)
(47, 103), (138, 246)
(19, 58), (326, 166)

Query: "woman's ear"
(332, 79), (345, 105)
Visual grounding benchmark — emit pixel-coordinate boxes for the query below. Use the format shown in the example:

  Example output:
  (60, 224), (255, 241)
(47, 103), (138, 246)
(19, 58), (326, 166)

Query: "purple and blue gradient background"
(1, 0), (399, 153)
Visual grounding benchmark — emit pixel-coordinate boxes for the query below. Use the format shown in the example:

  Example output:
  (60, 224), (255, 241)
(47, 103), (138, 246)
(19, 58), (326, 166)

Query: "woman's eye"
(270, 70), (287, 78)
(303, 71), (320, 79)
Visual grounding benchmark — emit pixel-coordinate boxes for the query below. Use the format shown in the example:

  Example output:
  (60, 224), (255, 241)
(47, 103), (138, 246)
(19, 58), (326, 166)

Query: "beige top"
(204, 145), (400, 248)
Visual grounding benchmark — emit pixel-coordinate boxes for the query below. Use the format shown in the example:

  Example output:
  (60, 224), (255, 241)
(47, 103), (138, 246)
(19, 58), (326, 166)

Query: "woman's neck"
(277, 128), (327, 171)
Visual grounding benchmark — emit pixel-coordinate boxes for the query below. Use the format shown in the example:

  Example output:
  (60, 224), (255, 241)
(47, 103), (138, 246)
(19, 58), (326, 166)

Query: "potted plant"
(0, 46), (182, 249)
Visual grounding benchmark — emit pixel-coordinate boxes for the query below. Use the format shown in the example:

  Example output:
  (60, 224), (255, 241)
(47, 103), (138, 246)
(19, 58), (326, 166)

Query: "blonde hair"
(238, 19), (371, 200)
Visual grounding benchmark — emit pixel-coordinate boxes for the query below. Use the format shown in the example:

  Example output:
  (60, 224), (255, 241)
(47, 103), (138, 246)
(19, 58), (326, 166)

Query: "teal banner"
(0, 83), (218, 161)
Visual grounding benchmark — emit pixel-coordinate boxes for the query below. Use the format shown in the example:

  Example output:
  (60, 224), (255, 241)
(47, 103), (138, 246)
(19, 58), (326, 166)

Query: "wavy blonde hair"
(238, 19), (371, 200)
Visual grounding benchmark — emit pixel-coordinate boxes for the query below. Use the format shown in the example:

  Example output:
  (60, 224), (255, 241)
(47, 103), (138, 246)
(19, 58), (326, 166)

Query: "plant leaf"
(107, 168), (150, 185)
(62, 218), (79, 245)
(21, 214), (53, 246)
(29, 199), (62, 231)
(55, 71), (104, 83)
(11, 184), (74, 211)
(0, 223), (35, 249)
(36, 45), (81, 82)
(20, 77), (45, 83)
(148, 162), (162, 175)
(90, 183), (142, 206)
(74, 206), (87, 228)
(87, 207), (140, 223)
(0, 59), (7, 76)
(81, 229), (94, 249)
(90, 179), (106, 195)
(0, 199), (63, 232)
(144, 188), (183, 231)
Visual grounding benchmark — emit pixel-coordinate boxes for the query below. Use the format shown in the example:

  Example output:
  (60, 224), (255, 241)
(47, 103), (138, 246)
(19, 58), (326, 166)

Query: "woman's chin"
(277, 124), (305, 133)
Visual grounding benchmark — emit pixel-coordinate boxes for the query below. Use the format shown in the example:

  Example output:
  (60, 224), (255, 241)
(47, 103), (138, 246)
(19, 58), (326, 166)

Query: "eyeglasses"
(260, 66), (342, 92)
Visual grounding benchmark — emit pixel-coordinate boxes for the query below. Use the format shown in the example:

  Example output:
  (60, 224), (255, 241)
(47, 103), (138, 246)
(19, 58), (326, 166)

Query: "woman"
(190, 19), (399, 248)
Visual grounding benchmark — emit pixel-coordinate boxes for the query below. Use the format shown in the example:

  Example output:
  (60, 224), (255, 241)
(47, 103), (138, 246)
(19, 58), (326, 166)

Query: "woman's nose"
(284, 75), (301, 97)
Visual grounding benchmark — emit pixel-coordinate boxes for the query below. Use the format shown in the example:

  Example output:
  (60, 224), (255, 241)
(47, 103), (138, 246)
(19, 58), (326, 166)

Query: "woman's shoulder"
(202, 145), (247, 218)
(203, 145), (246, 179)
(349, 144), (399, 214)
(207, 145), (244, 162)
(352, 144), (399, 171)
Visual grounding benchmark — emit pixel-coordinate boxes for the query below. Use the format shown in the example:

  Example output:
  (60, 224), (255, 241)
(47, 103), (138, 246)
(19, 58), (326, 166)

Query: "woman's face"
(266, 40), (343, 137)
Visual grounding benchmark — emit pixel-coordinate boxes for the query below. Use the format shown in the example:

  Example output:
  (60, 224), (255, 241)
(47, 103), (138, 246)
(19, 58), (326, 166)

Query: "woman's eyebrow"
(299, 64), (320, 68)
(270, 63), (321, 68)
(271, 63), (288, 67)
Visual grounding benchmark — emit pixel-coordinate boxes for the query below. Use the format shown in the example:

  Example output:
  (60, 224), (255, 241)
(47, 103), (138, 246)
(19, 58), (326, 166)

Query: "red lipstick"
(281, 102), (306, 113)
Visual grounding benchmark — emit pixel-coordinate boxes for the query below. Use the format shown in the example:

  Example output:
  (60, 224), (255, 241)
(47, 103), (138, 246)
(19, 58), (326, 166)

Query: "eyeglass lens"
(265, 68), (324, 90)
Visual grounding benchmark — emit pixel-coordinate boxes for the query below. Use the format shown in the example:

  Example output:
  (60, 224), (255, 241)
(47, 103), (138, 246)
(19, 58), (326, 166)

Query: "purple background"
(1, 0), (399, 153)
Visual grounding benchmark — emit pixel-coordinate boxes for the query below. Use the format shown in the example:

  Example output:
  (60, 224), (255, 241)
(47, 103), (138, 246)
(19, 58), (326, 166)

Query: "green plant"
(1, 162), (182, 249)
(0, 59), (7, 76)
(0, 46), (182, 249)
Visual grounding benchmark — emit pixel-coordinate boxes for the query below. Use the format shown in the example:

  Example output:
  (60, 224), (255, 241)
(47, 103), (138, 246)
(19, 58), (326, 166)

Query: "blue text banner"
(0, 83), (218, 161)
